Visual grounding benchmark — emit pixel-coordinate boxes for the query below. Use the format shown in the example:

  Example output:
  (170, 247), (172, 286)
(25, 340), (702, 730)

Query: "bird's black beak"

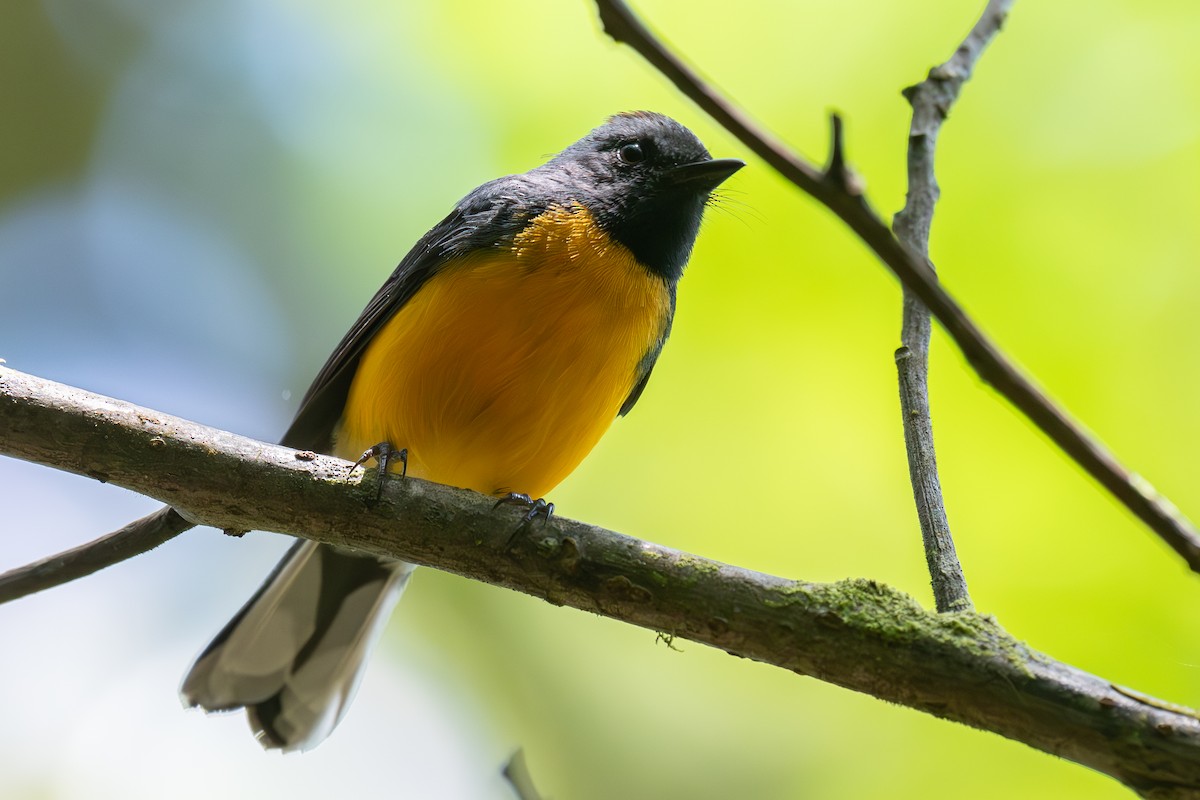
(666, 157), (745, 191)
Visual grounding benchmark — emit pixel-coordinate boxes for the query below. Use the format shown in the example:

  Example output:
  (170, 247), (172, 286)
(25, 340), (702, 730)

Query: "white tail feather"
(181, 541), (414, 751)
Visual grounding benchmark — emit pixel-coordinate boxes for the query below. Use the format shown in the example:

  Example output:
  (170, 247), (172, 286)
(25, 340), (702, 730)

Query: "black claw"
(493, 492), (555, 530)
(350, 442), (407, 501)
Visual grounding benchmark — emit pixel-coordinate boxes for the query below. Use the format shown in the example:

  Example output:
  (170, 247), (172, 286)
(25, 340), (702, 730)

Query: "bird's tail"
(180, 539), (414, 751)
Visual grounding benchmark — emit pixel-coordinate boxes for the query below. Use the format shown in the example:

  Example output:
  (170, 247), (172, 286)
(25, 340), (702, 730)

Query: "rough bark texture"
(2, 366), (1199, 798)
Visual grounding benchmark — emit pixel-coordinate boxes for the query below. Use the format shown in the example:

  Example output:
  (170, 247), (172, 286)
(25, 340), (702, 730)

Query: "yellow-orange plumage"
(336, 204), (671, 498)
(181, 112), (742, 753)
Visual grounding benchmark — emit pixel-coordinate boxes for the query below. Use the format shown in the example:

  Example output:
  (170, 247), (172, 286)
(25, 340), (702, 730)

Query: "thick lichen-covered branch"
(2, 366), (1199, 798)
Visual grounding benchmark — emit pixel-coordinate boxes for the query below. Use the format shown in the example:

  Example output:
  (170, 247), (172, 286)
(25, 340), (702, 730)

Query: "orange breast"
(336, 204), (672, 498)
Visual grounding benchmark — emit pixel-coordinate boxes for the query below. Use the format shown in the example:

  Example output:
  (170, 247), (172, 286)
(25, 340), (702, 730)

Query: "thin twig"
(891, 2), (1014, 613)
(2, 366), (1199, 797)
(592, 0), (1200, 573)
(0, 506), (193, 604)
(502, 750), (547, 800)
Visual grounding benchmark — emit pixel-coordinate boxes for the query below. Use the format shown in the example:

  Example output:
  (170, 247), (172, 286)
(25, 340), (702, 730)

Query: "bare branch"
(2, 368), (1200, 797)
(503, 750), (547, 800)
(0, 506), (193, 604)
(891, 1), (1015, 613)
(592, 0), (1200, 574)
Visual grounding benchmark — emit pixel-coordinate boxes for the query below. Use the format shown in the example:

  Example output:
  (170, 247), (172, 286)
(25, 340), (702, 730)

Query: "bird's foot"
(350, 442), (407, 501)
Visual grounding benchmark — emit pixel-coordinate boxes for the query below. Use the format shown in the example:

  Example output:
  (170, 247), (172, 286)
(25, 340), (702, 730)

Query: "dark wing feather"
(281, 178), (534, 452)
(279, 208), (461, 451)
(618, 283), (676, 417)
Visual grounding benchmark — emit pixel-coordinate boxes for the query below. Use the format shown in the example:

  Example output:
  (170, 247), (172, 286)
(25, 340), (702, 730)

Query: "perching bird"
(180, 111), (742, 751)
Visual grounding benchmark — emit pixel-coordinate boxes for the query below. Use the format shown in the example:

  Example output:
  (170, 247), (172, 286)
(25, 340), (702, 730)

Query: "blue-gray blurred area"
(1, 1), (511, 797)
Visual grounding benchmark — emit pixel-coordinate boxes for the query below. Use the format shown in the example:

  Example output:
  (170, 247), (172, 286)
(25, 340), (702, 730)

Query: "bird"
(180, 110), (743, 751)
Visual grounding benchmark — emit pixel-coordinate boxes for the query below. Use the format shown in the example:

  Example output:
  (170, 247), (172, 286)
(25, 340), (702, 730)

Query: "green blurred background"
(2, 0), (1198, 797)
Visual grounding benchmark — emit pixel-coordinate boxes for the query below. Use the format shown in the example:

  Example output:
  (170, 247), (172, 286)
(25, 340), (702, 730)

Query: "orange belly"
(336, 204), (672, 498)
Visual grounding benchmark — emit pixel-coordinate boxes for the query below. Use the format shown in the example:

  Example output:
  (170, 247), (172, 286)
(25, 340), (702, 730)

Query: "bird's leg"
(350, 442), (407, 501)
(493, 492), (555, 529)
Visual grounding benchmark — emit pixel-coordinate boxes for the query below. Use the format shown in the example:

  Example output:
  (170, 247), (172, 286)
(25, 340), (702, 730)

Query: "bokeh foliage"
(2, 1), (1199, 798)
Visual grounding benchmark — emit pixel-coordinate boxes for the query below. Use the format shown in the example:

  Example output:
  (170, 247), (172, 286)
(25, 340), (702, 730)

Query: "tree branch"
(0, 505), (193, 604)
(503, 750), (547, 800)
(3, 369), (1200, 797)
(891, 2), (1015, 613)
(592, 0), (1200, 574)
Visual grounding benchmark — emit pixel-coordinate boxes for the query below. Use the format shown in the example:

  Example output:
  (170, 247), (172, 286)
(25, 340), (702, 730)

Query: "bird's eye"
(618, 142), (645, 165)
